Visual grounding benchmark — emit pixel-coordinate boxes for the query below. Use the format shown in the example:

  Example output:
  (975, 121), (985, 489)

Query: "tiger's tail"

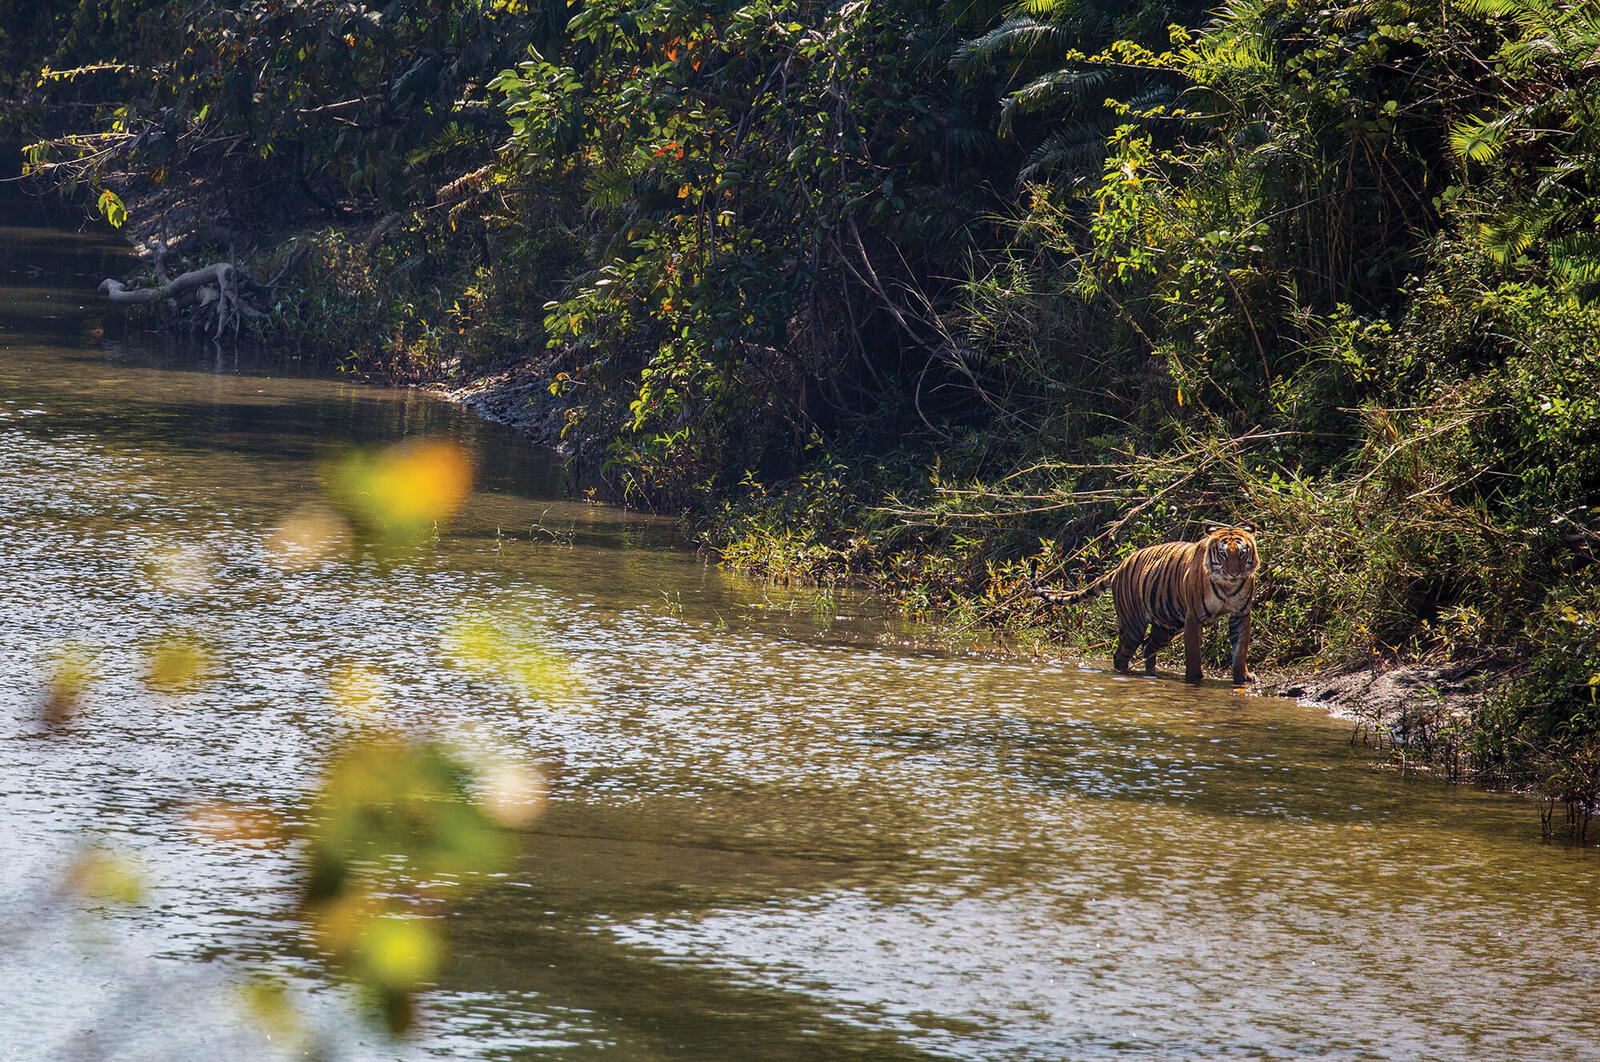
(1029, 562), (1115, 606)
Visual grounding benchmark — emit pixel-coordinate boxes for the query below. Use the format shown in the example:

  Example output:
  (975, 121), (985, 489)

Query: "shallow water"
(1, 199), (1597, 1062)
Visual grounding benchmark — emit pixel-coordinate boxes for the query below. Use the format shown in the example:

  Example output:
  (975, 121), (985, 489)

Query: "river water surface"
(2, 200), (1597, 1062)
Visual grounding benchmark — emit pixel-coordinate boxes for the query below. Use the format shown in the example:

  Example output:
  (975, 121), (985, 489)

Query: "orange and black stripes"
(1036, 525), (1259, 685)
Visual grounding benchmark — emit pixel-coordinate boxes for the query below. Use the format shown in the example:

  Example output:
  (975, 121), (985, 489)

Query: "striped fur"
(1038, 525), (1259, 684)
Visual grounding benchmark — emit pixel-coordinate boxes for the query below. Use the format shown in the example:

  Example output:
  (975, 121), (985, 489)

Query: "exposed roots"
(99, 261), (273, 341)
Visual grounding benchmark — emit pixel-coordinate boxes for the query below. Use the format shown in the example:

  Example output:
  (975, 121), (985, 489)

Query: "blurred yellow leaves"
(262, 437), (476, 569)
(326, 438), (474, 541)
(443, 612), (586, 705)
(66, 847), (146, 906)
(306, 737), (519, 896)
(359, 914), (444, 991)
(35, 432), (558, 1043)
(236, 977), (311, 1055)
(41, 644), (96, 727)
(142, 630), (211, 693)
(300, 731), (543, 1035)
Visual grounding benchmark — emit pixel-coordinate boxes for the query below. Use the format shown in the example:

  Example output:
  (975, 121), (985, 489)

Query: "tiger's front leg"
(1183, 616), (1204, 684)
(1228, 610), (1256, 685)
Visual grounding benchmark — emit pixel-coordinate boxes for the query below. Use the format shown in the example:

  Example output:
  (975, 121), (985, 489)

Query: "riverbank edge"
(439, 355), (1515, 761)
(85, 182), (1520, 795)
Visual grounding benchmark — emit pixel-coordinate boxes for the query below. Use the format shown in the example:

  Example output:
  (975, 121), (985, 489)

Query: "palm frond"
(997, 65), (1114, 135)
(939, 0), (1015, 32)
(942, 123), (998, 161)
(1480, 203), (1553, 264)
(1448, 115), (1510, 164)
(952, 17), (1070, 79)
(1017, 119), (1116, 183)
(1548, 230), (1600, 292)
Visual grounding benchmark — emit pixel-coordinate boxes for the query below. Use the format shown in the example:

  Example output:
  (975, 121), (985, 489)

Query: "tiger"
(1034, 523), (1259, 685)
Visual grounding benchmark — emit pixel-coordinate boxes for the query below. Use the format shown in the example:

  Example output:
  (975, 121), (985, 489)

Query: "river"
(1, 197), (1597, 1062)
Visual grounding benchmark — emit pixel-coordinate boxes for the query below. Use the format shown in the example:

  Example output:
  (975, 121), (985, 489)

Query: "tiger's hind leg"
(1112, 622), (1146, 674)
(1143, 624), (1181, 675)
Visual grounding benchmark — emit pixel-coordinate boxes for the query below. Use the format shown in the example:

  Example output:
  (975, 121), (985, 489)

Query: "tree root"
(99, 261), (272, 341)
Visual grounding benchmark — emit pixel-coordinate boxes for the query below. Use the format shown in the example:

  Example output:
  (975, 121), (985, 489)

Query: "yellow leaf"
(67, 847), (146, 905)
(143, 630), (211, 692)
(236, 977), (309, 1053)
(42, 644), (97, 727)
(329, 438), (475, 531)
(359, 915), (443, 990)
(443, 612), (586, 704)
(97, 189), (127, 229)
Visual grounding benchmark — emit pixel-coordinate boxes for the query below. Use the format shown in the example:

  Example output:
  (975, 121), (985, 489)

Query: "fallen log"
(99, 261), (236, 305)
(99, 262), (247, 341)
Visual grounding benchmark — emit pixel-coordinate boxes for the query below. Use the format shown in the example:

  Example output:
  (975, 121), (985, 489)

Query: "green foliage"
(491, 0), (1004, 503)
(31, 0), (544, 202)
(1472, 568), (1600, 836)
(950, 0), (1210, 185)
(95, 188), (125, 228)
(1443, 0), (1600, 297)
(25, 434), (557, 1041)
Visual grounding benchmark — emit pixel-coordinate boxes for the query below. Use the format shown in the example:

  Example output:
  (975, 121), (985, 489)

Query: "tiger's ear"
(1202, 520), (1258, 535)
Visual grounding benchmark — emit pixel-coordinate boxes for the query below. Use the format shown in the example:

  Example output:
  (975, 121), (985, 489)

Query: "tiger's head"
(1201, 523), (1258, 583)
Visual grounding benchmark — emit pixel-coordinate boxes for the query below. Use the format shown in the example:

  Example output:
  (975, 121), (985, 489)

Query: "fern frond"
(1213, 0), (1269, 23)
(942, 123), (997, 161)
(1018, 0), (1071, 17)
(1448, 115), (1510, 164)
(998, 65), (1113, 135)
(1018, 120), (1115, 183)
(1480, 203), (1553, 263)
(951, 17), (1070, 78)
(1246, 126), (1313, 165)
(1353, 0), (1443, 22)
(1454, 0), (1526, 20)
(1120, 81), (1182, 113)
(1548, 230), (1600, 289)
(939, 0), (1014, 31)
(1182, 18), (1273, 80)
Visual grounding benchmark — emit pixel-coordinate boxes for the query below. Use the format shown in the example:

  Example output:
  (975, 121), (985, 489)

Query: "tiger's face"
(1203, 525), (1258, 583)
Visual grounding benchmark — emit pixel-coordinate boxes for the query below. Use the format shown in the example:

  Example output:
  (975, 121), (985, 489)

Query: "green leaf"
(96, 189), (127, 229)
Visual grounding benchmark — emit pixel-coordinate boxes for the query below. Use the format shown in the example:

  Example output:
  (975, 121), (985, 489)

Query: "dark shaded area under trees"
(7, 0), (1600, 826)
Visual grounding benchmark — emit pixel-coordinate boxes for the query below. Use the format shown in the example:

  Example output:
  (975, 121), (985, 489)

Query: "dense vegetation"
(8, 0), (1600, 823)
